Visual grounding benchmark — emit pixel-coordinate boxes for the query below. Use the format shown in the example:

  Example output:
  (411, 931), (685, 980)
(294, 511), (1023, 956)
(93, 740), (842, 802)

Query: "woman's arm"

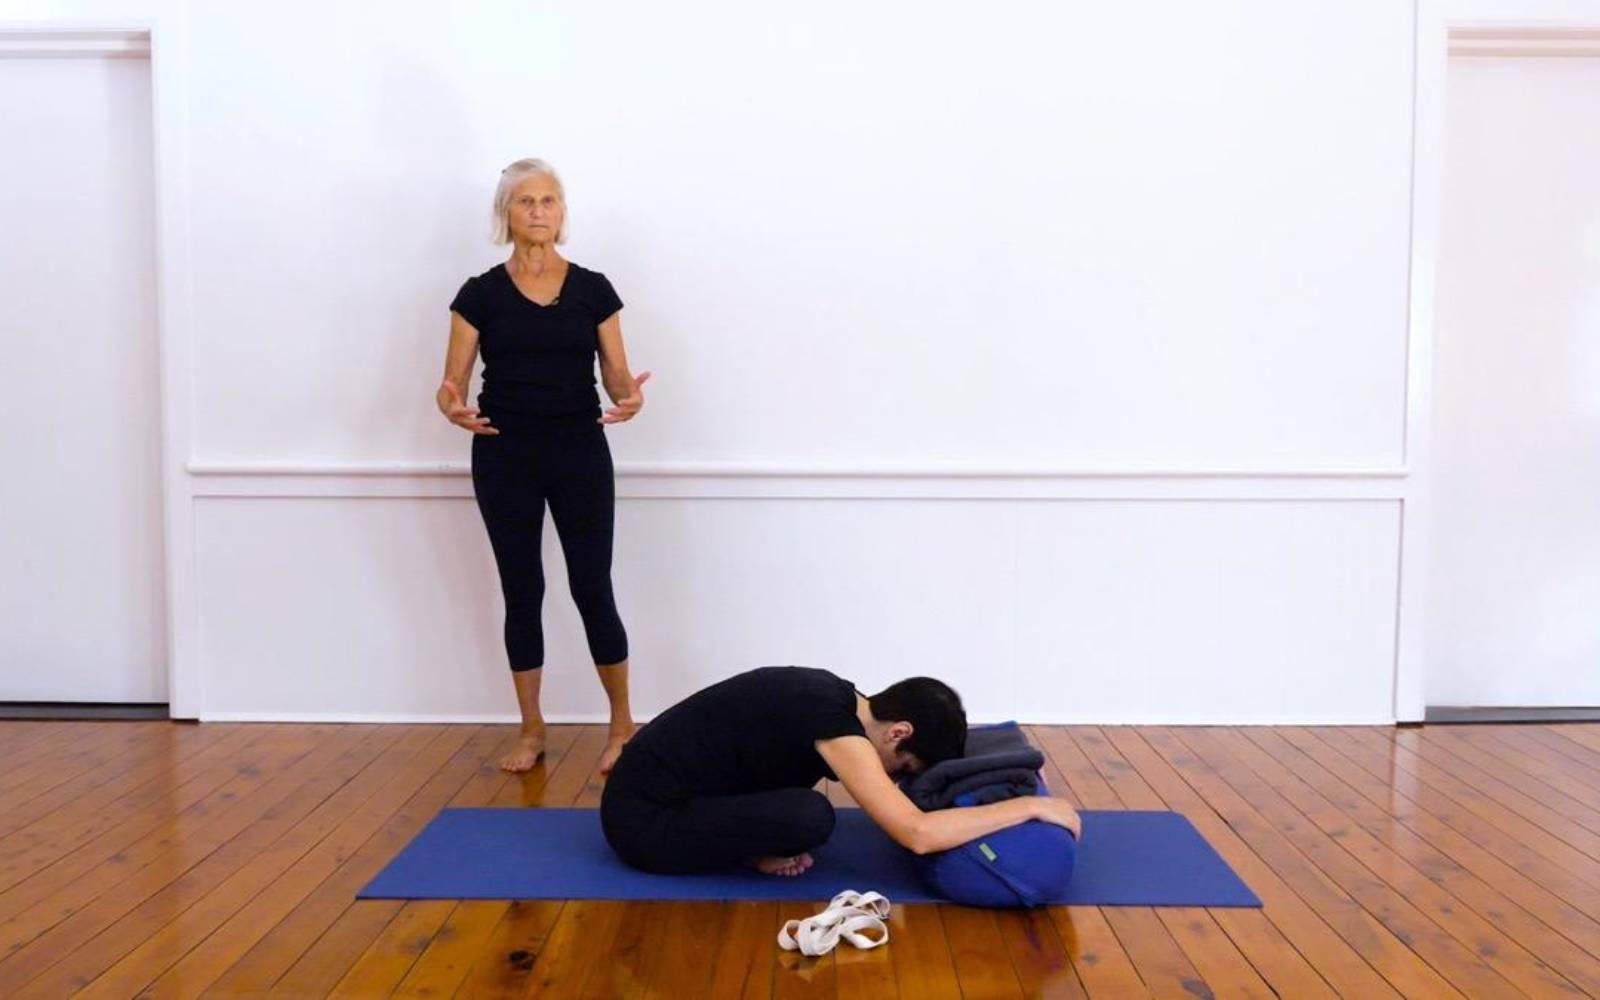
(436, 313), (496, 434)
(596, 312), (651, 424)
(815, 736), (1081, 855)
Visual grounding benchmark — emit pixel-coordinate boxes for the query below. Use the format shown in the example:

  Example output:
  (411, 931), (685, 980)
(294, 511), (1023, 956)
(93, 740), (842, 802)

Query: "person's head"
(864, 677), (967, 778)
(493, 158), (567, 246)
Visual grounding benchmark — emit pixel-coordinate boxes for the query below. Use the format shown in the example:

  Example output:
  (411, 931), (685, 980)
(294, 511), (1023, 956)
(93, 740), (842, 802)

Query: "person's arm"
(596, 311), (652, 424)
(815, 736), (1081, 855)
(436, 313), (497, 434)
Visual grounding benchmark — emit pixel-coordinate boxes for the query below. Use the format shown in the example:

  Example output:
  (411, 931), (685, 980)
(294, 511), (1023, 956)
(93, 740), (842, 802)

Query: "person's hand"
(1032, 797), (1083, 839)
(437, 380), (498, 435)
(600, 370), (652, 425)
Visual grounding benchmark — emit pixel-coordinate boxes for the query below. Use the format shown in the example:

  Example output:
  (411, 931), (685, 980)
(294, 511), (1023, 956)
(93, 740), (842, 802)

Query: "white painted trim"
(187, 459), (1409, 480)
(1394, 1), (1446, 723)
(185, 460), (1412, 500)
(198, 711), (1394, 726)
(0, 28), (149, 57)
(148, 17), (202, 720)
(1449, 27), (1600, 55)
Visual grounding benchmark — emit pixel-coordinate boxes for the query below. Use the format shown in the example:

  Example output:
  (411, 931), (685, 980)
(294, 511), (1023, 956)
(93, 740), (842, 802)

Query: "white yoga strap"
(777, 890), (892, 957)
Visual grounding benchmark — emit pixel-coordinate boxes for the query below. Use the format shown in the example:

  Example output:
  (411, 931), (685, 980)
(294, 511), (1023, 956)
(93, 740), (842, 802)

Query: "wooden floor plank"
(1417, 727), (1600, 854)
(888, 902), (961, 1000)
(1547, 725), (1600, 758)
(573, 899), (664, 997)
(835, 903), (899, 1000)
(1174, 727), (1528, 999)
(216, 728), (548, 995)
(992, 907), (1087, 999)
(1024, 727), (1150, 999)
(1205, 726), (1583, 999)
(1294, 727), (1600, 956)
(941, 903), (1026, 998)
(326, 898), (455, 997)
(0, 722), (66, 758)
(0, 722), (140, 808)
(1070, 726), (1287, 1000)
(451, 899), (566, 999)
(1035, 725), (1217, 999)
(0, 722), (109, 801)
(1043, 906), (1151, 999)
(0, 725), (404, 994)
(1104, 727), (1387, 1000)
(0, 720), (1591, 997)
(1526, 725), (1600, 773)
(0, 724), (283, 906)
(0, 723), (257, 899)
(0, 723), (230, 852)
(1330, 728), (1600, 916)
(516, 900), (626, 997)
(773, 899), (838, 1000)
(1252, 727), (1600, 996)
(389, 902), (513, 999)
(707, 900), (780, 1000)
(13, 725), (464, 999)
(1456, 726), (1600, 808)
(1377, 729), (1600, 873)
(128, 726), (510, 999)
(636, 900), (727, 998)
(1140, 728), (1466, 999)
(0, 723), (337, 962)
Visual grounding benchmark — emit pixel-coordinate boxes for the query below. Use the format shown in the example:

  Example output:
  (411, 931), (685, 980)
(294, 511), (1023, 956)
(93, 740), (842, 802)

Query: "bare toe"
(598, 725), (634, 776)
(499, 738), (545, 773)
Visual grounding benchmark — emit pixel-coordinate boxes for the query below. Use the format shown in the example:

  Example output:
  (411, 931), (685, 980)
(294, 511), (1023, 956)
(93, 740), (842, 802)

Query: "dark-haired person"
(600, 666), (1081, 876)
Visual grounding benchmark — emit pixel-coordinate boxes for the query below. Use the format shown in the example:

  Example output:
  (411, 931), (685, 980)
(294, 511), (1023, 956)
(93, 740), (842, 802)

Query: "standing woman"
(437, 158), (650, 774)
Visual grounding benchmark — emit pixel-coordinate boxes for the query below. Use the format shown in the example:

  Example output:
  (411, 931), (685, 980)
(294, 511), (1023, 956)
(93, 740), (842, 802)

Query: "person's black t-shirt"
(448, 262), (623, 419)
(625, 667), (868, 800)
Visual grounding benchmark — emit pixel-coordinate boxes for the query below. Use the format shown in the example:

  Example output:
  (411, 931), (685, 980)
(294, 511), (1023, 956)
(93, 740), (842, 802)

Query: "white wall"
(8, 0), (1489, 722)
(182, 1), (1414, 471)
(1425, 52), (1600, 707)
(193, 493), (1403, 723)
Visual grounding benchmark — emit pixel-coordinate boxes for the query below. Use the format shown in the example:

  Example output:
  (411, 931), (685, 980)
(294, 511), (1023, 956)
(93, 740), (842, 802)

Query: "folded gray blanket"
(903, 722), (1044, 811)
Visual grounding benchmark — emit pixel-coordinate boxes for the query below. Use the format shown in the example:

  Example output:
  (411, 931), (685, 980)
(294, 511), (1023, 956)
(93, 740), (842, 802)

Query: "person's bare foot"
(598, 722), (635, 776)
(753, 852), (815, 877)
(499, 731), (546, 772)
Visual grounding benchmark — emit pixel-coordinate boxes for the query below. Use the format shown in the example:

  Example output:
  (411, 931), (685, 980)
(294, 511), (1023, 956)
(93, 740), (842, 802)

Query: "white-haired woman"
(437, 159), (650, 774)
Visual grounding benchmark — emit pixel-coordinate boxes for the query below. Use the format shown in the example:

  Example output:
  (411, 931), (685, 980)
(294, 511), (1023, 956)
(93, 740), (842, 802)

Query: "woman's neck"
(508, 242), (563, 277)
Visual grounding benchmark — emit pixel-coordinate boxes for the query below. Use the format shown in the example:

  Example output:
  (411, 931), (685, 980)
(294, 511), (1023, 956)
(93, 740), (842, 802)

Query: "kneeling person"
(600, 666), (1081, 875)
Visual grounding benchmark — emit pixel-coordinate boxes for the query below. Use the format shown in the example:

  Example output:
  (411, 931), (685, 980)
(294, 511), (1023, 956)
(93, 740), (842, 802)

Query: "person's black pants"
(471, 414), (628, 670)
(601, 745), (837, 874)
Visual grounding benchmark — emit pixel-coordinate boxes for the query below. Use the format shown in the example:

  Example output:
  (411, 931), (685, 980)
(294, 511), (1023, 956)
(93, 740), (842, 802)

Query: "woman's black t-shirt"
(624, 667), (868, 800)
(449, 262), (622, 419)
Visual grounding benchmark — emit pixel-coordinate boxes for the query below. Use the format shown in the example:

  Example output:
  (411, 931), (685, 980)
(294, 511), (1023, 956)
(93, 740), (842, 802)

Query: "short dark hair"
(868, 677), (967, 767)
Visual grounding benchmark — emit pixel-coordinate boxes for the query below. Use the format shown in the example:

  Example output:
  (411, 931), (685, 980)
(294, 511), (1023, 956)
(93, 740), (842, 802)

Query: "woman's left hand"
(601, 370), (652, 424)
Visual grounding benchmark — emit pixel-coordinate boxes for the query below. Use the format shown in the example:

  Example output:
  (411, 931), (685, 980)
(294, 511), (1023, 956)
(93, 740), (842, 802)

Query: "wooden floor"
(0, 723), (1597, 998)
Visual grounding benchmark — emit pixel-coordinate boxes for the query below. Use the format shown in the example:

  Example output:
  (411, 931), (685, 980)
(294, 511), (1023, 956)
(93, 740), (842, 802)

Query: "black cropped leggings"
(601, 745), (837, 874)
(470, 414), (629, 671)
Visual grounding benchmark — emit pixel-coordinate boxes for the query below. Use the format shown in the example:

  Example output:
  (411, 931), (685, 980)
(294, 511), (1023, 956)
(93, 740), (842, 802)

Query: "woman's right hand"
(1031, 797), (1084, 839)
(437, 380), (498, 435)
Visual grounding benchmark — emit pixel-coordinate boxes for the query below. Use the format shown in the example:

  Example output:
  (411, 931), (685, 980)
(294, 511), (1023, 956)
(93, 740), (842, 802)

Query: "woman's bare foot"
(753, 852), (815, 877)
(598, 722), (635, 776)
(499, 732), (546, 773)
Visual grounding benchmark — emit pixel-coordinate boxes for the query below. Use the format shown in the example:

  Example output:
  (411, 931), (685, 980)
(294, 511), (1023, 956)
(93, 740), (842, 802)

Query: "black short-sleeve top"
(626, 667), (869, 799)
(449, 262), (623, 418)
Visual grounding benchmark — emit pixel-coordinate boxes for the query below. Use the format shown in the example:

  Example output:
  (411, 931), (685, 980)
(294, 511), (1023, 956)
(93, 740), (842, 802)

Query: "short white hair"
(492, 158), (567, 245)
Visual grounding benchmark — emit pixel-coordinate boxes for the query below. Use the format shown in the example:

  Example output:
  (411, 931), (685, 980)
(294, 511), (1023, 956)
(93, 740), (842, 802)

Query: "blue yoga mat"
(360, 808), (1260, 907)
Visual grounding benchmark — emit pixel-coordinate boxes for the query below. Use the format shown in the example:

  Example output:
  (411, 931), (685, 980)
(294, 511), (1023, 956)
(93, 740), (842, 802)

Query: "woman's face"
(506, 174), (564, 245)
